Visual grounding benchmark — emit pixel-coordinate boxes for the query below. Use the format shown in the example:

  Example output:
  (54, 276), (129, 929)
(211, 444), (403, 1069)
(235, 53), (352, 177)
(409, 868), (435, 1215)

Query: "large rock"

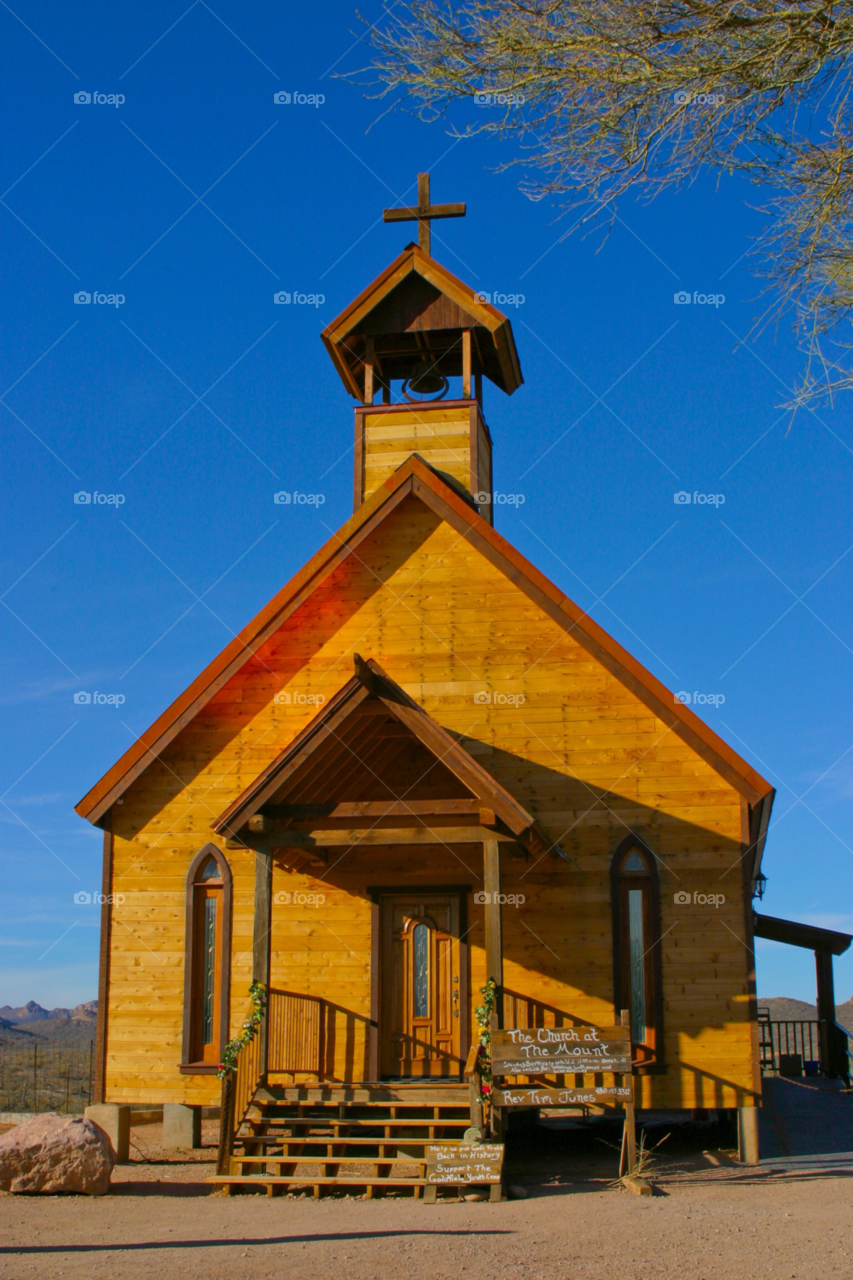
(0, 1112), (115, 1194)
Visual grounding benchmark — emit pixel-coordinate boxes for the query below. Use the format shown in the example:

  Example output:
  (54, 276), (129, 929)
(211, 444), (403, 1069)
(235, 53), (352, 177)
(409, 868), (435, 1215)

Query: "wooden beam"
(363, 337), (374, 405)
(262, 799), (482, 822)
(252, 849), (273, 1080)
(462, 328), (471, 399)
(483, 838), (503, 1031)
(619, 1009), (637, 1177)
(94, 819), (113, 1104)
(228, 826), (519, 850)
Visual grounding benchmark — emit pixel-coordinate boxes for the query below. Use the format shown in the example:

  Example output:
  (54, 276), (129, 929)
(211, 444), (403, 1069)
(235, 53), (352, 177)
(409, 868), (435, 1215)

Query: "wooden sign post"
(488, 1016), (638, 1180)
(618, 1009), (637, 1177)
(424, 1142), (504, 1204)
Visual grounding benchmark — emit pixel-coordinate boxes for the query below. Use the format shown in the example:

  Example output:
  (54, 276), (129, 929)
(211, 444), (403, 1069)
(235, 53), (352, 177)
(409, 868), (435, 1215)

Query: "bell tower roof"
(321, 242), (523, 402)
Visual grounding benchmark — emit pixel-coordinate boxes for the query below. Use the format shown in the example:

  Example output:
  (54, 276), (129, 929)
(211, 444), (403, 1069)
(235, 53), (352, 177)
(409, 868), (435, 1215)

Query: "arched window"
(181, 844), (232, 1073)
(610, 836), (664, 1066)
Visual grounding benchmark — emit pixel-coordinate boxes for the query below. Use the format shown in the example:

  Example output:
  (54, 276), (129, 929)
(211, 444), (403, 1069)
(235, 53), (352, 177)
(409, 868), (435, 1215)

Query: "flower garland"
(217, 981), (267, 1080)
(473, 977), (497, 1103)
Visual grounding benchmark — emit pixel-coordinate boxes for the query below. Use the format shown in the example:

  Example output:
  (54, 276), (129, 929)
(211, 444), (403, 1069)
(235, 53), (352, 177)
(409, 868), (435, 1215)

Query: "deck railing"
(216, 1000), (264, 1176)
(267, 990), (324, 1075)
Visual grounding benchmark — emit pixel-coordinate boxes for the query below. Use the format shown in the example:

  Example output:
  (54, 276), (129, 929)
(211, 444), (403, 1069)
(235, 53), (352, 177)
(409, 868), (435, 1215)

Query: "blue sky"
(1, 1), (850, 1009)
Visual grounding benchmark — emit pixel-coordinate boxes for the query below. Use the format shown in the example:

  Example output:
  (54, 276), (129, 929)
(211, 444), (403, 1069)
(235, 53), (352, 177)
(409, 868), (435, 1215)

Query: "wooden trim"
(368, 883), (473, 899)
(93, 815), (113, 1104)
(468, 403), (479, 502)
(369, 897), (380, 1081)
(181, 843), (232, 1068)
(741, 796), (761, 1098)
(252, 848), (273, 1082)
(353, 407), (365, 509)
(178, 1063), (220, 1076)
(483, 839), (503, 1030)
(609, 833), (665, 1068)
(77, 453), (773, 824)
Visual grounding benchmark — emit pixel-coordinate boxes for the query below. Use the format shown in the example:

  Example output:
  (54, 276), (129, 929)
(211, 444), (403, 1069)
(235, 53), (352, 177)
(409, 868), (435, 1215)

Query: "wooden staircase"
(208, 1081), (473, 1197)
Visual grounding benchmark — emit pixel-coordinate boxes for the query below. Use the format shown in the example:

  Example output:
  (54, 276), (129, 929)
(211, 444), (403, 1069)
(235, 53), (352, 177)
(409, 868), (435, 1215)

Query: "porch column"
(252, 847), (273, 1080)
(815, 948), (837, 1076)
(483, 838), (503, 1030)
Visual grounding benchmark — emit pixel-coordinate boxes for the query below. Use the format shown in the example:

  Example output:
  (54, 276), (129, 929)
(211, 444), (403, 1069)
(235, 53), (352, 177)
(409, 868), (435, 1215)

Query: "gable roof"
(321, 243), (523, 399)
(75, 453), (774, 827)
(214, 655), (549, 855)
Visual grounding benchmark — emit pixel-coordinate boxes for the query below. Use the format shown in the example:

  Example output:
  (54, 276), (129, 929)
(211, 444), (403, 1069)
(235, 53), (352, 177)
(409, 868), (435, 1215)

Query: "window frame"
(610, 834), (665, 1070)
(180, 843), (232, 1074)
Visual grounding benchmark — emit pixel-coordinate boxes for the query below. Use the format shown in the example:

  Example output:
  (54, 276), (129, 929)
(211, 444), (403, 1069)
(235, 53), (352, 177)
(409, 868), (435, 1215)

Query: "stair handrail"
(215, 982), (267, 1175)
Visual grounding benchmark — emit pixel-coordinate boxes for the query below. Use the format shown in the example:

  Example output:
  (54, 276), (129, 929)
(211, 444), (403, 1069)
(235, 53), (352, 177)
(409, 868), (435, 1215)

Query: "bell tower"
(321, 173), (523, 523)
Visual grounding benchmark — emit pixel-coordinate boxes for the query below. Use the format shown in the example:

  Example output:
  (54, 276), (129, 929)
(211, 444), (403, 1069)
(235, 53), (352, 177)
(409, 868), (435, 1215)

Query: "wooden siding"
(105, 499), (755, 1108)
(362, 407), (476, 503)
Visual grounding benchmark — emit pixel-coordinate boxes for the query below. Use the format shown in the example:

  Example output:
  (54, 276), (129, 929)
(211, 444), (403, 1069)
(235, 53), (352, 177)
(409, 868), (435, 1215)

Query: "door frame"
(367, 884), (470, 1082)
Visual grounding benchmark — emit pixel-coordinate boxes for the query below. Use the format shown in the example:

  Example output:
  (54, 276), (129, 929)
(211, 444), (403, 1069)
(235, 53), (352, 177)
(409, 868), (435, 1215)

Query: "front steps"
(208, 1080), (480, 1198)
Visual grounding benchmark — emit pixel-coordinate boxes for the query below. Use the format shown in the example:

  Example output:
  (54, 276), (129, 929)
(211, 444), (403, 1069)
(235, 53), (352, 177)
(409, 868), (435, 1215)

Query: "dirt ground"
(0, 1120), (850, 1280)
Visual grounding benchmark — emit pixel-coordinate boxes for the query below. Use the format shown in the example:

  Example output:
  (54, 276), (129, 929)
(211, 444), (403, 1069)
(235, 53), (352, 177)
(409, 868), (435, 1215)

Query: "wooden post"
(483, 840), (503, 1029)
(253, 848), (273, 1081)
(815, 948), (837, 1075)
(620, 1008), (637, 1176)
(462, 329), (472, 400)
(418, 172), (431, 254)
(364, 338), (375, 405)
(738, 1106), (760, 1163)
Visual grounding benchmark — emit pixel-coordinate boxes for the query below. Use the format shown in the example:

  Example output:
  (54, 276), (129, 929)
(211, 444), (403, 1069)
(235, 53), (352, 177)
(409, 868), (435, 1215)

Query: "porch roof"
(213, 655), (554, 856)
(754, 912), (852, 956)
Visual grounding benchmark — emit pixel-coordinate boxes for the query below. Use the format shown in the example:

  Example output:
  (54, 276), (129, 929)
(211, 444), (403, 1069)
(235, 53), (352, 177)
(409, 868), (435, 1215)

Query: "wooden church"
(77, 176), (787, 1194)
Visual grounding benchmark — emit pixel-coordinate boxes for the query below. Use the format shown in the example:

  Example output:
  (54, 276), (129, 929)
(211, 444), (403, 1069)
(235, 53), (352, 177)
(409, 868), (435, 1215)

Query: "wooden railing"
(758, 1018), (822, 1074)
(267, 990), (324, 1074)
(216, 1003), (263, 1176)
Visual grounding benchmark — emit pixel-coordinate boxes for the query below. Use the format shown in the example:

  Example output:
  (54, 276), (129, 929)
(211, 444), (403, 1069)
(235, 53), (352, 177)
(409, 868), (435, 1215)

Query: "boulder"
(0, 1112), (115, 1194)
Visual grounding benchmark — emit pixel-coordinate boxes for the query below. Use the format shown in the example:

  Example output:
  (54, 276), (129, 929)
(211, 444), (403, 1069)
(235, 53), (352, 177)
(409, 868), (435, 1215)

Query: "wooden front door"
(380, 894), (462, 1078)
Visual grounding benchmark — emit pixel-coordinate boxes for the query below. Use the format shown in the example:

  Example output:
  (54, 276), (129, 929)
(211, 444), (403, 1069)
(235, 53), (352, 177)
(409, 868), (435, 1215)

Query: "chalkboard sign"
(492, 1083), (632, 1108)
(490, 1025), (632, 1076)
(425, 1142), (504, 1185)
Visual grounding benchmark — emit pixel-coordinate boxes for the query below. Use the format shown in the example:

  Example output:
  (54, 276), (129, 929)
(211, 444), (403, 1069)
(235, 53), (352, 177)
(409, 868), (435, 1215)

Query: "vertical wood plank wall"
(106, 499), (754, 1108)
